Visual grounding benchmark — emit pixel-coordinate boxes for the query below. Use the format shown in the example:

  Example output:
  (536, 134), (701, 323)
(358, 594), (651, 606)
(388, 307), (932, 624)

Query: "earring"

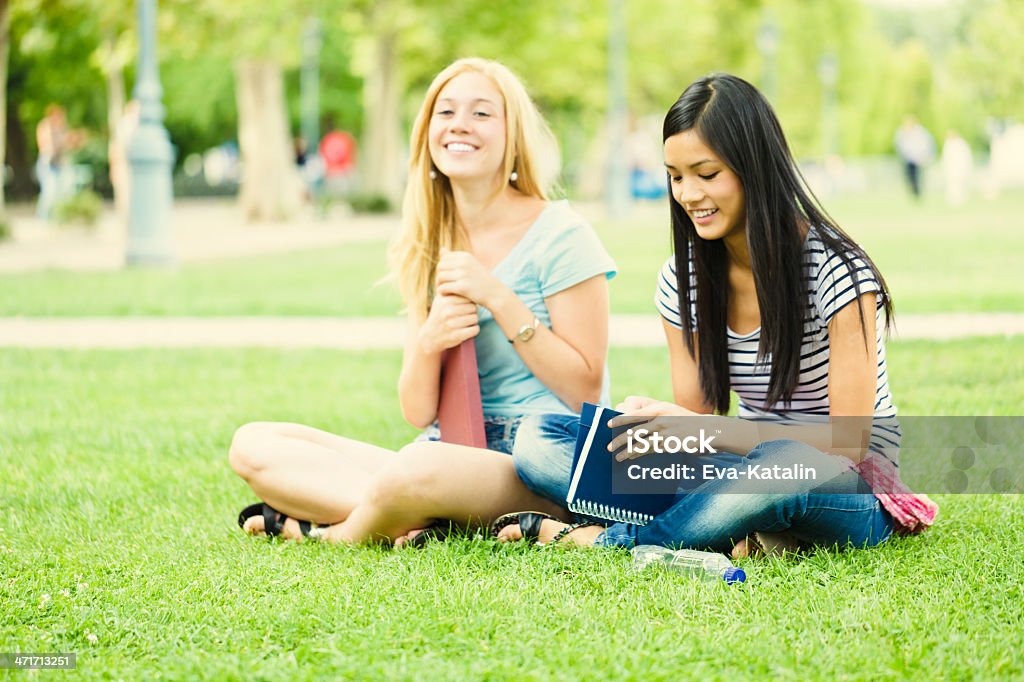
(429, 169), (437, 180)
(510, 170), (519, 183)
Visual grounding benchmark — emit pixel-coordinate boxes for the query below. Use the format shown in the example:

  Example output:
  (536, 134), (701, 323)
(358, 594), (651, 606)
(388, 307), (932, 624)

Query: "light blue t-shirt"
(475, 200), (617, 417)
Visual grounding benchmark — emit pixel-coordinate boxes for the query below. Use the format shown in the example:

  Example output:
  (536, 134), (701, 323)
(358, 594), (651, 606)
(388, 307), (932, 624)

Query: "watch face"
(519, 326), (535, 342)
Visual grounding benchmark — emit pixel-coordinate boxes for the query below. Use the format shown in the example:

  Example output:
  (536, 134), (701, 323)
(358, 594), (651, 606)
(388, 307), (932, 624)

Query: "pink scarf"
(855, 454), (939, 534)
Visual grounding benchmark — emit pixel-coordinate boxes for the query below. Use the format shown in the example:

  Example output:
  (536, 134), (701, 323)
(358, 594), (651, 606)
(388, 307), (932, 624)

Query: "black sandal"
(237, 502), (323, 540)
(489, 511), (559, 543)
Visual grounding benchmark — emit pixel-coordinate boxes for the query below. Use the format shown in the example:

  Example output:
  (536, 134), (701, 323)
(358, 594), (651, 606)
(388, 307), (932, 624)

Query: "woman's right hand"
(417, 293), (480, 355)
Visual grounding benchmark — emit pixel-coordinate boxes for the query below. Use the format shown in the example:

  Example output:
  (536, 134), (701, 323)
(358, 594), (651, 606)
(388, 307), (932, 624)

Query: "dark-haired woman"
(498, 73), (937, 556)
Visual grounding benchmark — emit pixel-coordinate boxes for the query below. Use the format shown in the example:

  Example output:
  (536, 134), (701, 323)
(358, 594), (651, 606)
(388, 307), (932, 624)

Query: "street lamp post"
(125, 0), (175, 267)
(818, 52), (840, 159)
(300, 17), (322, 212)
(757, 13), (780, 104)
(300, 18), (322, 161)
(605, 0), (630, 219)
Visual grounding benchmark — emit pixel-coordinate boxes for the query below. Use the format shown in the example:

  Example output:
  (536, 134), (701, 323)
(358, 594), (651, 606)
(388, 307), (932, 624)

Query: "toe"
(395, 528), (426, 548)
(243, 516), (266, 536)
(731, 538), (751, 559)
(496, 524), (524, 543)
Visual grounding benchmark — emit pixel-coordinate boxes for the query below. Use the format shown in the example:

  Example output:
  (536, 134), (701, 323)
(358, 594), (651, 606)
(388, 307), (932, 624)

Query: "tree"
(162, 0), (307, 221)
(1, 0), (10, 213)
(5, 0), (109, 199)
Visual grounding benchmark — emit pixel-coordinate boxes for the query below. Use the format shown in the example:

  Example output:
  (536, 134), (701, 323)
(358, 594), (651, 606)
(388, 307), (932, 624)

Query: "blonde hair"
(388, 58), (560, 320)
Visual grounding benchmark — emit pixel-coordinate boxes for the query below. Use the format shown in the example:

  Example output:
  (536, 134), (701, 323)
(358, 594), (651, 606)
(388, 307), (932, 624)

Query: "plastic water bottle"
(631, 545), (746, 584)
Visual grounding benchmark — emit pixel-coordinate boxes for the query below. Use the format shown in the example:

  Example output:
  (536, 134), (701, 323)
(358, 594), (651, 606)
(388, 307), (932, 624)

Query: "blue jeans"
(512, 413), (894, 552)
(416, 415), (523, 455)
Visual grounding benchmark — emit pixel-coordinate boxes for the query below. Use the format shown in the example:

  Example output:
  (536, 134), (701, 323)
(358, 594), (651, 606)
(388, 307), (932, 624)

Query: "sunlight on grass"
(1, 340), (1021, 679)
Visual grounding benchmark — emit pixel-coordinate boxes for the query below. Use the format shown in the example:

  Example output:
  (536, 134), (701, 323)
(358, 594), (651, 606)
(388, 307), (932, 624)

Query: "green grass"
(2, 338), (1022, 679)
(1, 190), (1023, 317)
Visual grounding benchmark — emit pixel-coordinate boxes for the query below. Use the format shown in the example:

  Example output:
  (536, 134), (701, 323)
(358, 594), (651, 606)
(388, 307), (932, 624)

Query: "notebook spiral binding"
(569, 499), (654, 525)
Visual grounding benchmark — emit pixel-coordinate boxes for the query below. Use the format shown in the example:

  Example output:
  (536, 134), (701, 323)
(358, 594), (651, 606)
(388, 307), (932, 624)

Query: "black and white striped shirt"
(655, 232), (900, 454)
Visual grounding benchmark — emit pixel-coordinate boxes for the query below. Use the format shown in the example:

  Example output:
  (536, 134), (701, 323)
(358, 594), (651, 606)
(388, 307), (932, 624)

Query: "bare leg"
(323, 441), (571, 544)
(228, 421), (398, 524)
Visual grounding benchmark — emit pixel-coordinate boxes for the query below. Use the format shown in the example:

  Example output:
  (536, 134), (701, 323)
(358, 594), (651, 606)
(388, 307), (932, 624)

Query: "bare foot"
(242, 513), (308, 541)
(243, 514), (342, 542)
(731, 537), (752, 559)
(393, 528), (431, 548)
(496, 519), (603, 546)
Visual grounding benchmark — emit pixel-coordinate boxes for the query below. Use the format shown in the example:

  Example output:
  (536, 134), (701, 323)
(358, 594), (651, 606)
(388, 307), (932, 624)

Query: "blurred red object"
(319, 130), (356, 176)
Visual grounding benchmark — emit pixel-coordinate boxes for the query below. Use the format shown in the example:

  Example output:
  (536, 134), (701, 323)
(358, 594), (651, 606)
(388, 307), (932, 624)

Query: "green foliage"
(8, 0), (111, 136)
(52, 189), (103, 226)
(0, 216), (10, 241)
(347, 193), (393, 214)
(950, 0), (1024, 121)
(7, 1), (1023, 186)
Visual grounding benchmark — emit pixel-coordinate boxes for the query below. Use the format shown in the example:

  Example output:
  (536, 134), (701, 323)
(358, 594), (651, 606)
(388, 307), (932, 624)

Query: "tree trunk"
(104, 30), (127, 215)
(234, 59), (304, 222)
(0, 0), (10, 213)
(360, 23), (403, 207)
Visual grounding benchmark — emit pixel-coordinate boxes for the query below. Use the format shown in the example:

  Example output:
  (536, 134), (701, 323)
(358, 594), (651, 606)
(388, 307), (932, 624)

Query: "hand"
(607, 400), (706, 462)
(435, 249), (505, 308)
(418, 293), (480, 355)
(614, 395), (662, 413)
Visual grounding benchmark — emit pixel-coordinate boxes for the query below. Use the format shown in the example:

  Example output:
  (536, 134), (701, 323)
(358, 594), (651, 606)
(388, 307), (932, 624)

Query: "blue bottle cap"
(722, 567), (746, 584)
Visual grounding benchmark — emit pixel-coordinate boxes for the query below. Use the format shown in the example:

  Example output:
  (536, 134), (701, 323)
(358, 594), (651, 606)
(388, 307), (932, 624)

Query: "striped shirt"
(655, 231), (901, 456)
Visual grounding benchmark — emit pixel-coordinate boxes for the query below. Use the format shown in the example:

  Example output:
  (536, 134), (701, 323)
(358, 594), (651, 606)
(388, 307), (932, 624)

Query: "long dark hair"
(664, 73), (892, 414)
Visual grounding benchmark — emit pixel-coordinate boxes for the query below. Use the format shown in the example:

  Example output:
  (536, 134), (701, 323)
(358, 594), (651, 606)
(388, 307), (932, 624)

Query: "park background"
(2, 0), (1024, 680)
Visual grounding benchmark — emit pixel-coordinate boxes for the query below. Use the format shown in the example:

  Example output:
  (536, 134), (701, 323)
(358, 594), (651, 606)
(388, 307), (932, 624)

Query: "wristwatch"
(509, 316), (541, 344)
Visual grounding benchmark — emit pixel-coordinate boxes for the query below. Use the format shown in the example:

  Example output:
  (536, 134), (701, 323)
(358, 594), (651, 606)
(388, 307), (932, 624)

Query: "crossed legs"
(228, 423), (567, 544)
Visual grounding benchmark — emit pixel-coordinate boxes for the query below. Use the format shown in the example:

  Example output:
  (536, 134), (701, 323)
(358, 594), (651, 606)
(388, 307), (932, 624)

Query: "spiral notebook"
(566, 403), (677, 525)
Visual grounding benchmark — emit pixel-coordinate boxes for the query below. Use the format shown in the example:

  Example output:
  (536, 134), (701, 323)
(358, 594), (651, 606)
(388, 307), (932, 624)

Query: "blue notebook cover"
(566, 403), (678, 525)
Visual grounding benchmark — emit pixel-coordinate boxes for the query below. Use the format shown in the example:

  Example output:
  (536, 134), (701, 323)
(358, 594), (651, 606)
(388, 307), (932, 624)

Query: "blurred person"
(940, 129), (972, 207)
(109, 100), (141, 221)
(894, 115), (935, 200)
(293, 135), (308, 167)
(627, 114), (666, 200)
(35, 104), (71, 220)
(229, 58), (617, 545)
(319, 129), (356, 197)
(498, 73), (937, 555)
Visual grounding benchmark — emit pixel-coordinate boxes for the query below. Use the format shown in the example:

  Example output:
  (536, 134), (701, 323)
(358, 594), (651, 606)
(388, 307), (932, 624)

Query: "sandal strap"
(262, 503), (286, 537)
(518, 512), (552, 540)
(550, 522), (601, 546)
(488, 510), (556, 540)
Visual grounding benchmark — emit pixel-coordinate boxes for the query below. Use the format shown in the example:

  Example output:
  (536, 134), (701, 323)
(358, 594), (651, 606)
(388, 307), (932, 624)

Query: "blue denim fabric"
(415, 415), (523, 455)
(512, 413), (894, 552)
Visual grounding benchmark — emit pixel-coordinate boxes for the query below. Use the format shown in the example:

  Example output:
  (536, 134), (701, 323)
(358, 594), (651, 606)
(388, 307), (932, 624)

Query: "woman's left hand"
(435, 249), (505, 308)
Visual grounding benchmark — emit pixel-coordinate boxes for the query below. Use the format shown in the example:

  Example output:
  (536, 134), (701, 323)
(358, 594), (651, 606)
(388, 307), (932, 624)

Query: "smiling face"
(664, 129), (746, 242)
(428, 71), (508, 186)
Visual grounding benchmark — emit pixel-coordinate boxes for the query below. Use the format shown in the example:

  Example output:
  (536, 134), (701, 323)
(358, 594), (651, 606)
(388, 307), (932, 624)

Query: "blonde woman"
(230, 58), (616, 544)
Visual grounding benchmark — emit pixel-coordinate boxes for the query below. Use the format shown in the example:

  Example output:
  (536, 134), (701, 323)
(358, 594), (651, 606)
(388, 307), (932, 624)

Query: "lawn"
(1, 190), (1022, 317)
(2, 338), (1022, 680)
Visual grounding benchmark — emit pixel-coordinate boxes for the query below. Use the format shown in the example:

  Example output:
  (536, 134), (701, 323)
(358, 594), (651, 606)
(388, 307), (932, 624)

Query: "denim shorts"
(415, 414), (523, 455)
